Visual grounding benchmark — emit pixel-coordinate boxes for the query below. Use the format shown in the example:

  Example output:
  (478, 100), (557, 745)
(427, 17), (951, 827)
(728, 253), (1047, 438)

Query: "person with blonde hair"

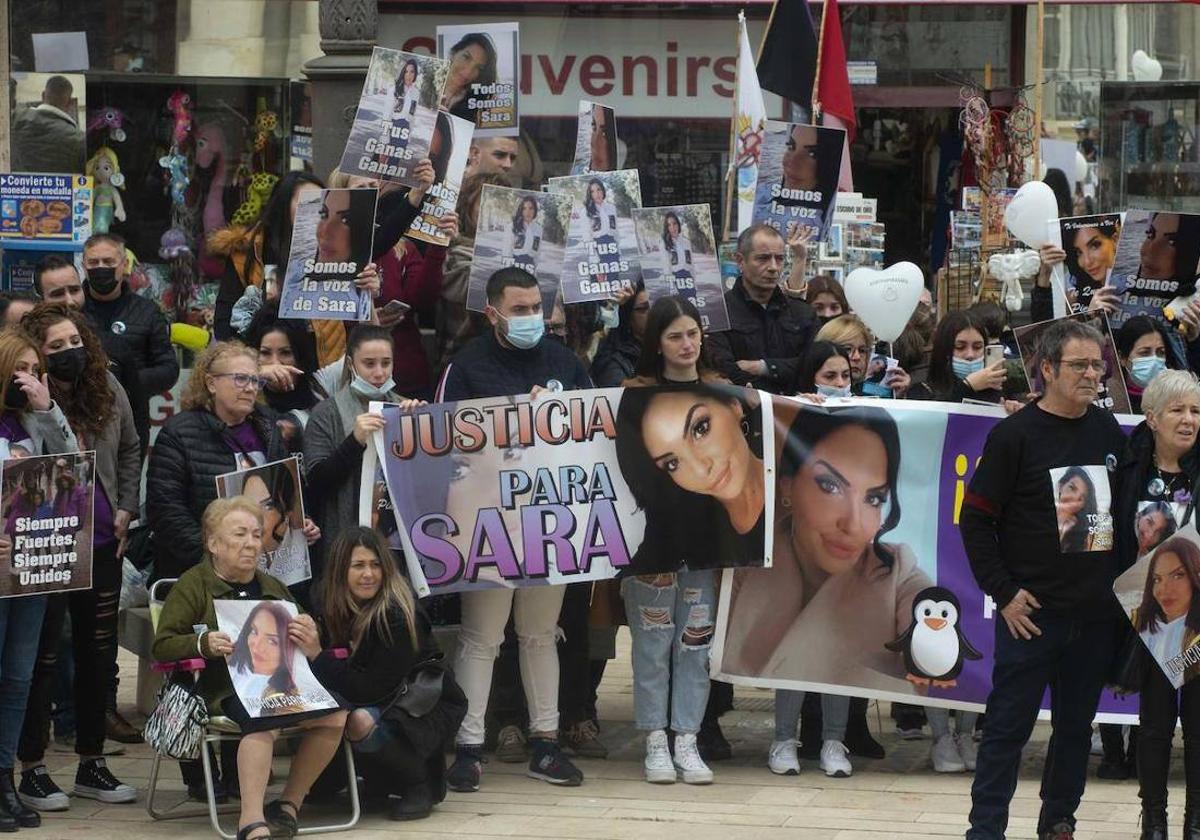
(816, 314), (912, 397)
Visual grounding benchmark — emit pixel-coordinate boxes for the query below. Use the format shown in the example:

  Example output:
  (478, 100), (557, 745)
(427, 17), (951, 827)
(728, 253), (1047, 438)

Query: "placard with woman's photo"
(548, 169), (643, 304)
(216, 457), (311, 586)
(631, 204), (730, 332)
(436, 22), (520, 137)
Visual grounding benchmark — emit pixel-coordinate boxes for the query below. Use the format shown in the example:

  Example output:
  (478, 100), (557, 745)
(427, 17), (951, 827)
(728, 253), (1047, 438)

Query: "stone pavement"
(27, 634), (1169, 839)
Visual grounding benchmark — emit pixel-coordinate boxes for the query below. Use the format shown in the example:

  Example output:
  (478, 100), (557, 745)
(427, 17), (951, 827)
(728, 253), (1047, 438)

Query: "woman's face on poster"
(1138, 509), (1170, 556)
(1141, 214), (1180, 280)
(1057, 474), (1089, 515)
(521, 198), (537, 223)
(449, 42), (489, 95)
(640, 392), (751, 503)
(666, 215), (681, 238)
(317, 190), (353, 262)
(1153, 550), (1193, 622)
(242, 473), (288, 552)
(788, 424), (889, 576)
(589, 182), (606, 204)
(247, 610), (283, 675)
(402, 62), (418, 87)
(1071, 226), (1116, 283)
(783, 125), (820, 191)
(590, 107), (611, 169)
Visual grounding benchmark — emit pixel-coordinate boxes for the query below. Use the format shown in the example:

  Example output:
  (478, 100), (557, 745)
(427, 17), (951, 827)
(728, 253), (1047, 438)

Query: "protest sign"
(548, 170), (643, 303)
(215, 600), (339, 718)
(752, 120), (844, 242)
(833, 193), (877, 223)
(407, 113), (473, 248)
(0, 173), (93, 249)
(466, 184), (568, 315)
(371, 384), (774, 594)
(571, 100), (618, 175)
(216, 457), (311, 586)
(1013, 311), (1132, 414)
(713, 398), (1139, 722)
(1115, 520), (1200, 690)
(1110, 209), (1200, 335)
(1058, 214), (1122, 314)
(436, 23), (520, 137)
(0, 451), (95, 599)
(632, 204), (730, 332)
(339, 48), (449, 187)
(278, 188), (377, 322)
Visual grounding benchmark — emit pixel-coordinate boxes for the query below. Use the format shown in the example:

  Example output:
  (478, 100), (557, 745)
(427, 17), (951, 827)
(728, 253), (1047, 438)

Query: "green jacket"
(151, 561), (295, 712)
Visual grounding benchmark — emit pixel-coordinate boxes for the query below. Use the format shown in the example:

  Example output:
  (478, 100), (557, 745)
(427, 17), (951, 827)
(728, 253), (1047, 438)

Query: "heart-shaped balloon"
(1004, 181), (1059, 249)
(1132, 49), (1163, 82)
(843, 262), (924, 342)
(1074, 150), (1089, 184)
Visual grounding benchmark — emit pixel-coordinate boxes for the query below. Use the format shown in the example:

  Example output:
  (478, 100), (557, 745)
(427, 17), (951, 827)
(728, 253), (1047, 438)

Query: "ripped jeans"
(620, 569), (716, 735)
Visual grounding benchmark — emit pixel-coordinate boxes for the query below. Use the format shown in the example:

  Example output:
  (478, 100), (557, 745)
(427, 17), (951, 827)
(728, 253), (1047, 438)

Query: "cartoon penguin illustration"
(886, 586), (982, 684)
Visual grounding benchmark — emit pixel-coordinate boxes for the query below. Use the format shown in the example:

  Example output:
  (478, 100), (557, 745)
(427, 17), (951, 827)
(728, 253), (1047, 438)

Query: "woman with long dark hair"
(582, 179), (618, 284)
(660, 212), (696, 303)
(794, 341), (852, 399)
(246, 303), (327, 429)
(505, 196), (541, 275)
(381, 59), (421, 161)
(441, 33), (498, 123)
(1116, 316), (1173, 414)
(1056, 465), (1098, 553)
(908, 310), (1005, 403)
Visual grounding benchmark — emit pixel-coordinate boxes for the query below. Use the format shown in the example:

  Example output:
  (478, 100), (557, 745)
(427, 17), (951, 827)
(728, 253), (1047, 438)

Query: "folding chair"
(144, 579), (360, 838)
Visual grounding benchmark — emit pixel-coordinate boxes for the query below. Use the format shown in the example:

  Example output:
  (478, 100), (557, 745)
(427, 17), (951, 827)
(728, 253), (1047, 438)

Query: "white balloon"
(843, 262), (924, 342)
(1131, 49), (1163, 82)
(1074, 150), (1088, 184)
(1004, 181), (1059, 249)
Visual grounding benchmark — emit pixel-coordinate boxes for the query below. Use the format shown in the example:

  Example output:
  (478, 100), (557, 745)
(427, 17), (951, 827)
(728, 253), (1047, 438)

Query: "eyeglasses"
(1059, 359), (1106, 374)
(838, 343), (870, 359)
(210, 372), (263, 391)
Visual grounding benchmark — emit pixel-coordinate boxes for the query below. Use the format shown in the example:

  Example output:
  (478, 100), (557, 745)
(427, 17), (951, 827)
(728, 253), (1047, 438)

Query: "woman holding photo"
(1063, 217), (1120, 312)
(240, 461), (309, 585)
(153, 497), (348, 840)
(228, 601), (306, 715)
(16, 304), (142, 812)
(907, 310), (1005, 404)
(1111, 370), (1200, 835)
(313, 526), (466, 821)
(441, 33), (498, 123)
(0, 329), (77, 832)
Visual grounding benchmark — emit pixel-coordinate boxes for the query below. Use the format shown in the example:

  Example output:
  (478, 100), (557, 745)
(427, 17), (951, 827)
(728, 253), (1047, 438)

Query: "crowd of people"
(0, 135), (1193, 840)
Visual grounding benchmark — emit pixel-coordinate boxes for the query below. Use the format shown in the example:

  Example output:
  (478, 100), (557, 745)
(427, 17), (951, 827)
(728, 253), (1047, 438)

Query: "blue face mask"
(952, 356), (985, 381)
(501, 313), (545, 350)
(1130, 355), (1166, 388)
(815, 383), (851, 398)
(598, 302), (620, 330)
(349, 372), (395, 401)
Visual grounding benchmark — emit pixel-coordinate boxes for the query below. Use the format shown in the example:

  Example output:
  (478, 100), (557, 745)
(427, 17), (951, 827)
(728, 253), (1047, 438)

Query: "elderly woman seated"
(152, 497), (348, 840)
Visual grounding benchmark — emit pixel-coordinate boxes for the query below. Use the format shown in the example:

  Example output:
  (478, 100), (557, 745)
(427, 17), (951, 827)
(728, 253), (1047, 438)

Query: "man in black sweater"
(436, 267), (591, 792)
(706, 223), (817, 393)
(962, 319), (1126, 840)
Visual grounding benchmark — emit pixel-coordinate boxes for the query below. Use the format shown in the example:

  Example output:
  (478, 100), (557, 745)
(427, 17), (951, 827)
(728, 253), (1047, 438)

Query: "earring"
(741, 417), (751, 436)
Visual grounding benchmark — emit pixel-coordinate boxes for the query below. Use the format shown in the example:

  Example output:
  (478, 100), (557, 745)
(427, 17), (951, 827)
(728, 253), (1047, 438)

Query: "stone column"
(303, 0), (377, 179)
(176, 0), (268, 77)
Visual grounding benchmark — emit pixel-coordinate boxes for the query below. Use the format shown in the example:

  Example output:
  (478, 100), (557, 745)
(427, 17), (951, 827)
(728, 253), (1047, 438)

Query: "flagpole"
(812, 0), (829, 120)
(1032, 0), (1045, 177)
(721, 12), (747, 243)
(755, 0), (781, 63)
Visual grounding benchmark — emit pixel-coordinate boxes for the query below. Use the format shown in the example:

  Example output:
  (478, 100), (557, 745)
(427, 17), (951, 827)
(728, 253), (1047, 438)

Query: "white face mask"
(815, 383), (851, 398)
(349, 371), (394, 400)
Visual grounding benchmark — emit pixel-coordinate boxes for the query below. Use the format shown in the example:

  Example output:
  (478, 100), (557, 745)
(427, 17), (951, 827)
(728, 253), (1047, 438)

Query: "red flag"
(817, 0), (856, 143)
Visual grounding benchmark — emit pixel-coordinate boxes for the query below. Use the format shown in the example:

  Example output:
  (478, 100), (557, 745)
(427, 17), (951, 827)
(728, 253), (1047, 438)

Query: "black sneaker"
(527, 738), (583, 786)
(74, 757), (137, 803)
(696, 721), (733, 761)
(18, 766), (69, 811)
(447, 746), (483, 793)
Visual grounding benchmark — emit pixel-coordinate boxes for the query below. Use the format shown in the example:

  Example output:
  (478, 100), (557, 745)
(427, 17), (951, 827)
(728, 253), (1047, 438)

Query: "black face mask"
(47, 347), (87, 383)
(4, 377), (28, 411)
(86, 266), (120, 295)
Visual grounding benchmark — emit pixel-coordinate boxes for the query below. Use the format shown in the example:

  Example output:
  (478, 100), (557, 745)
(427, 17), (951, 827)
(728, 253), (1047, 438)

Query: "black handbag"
(380, 653), (447, 719)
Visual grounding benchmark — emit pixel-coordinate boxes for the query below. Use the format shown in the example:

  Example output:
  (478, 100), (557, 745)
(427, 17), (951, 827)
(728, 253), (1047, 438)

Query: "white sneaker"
(956, 732), (977, 771)
(673, 733), (714, 785)
(931, 733), (966, 773)
(819, 740), (852, 778)
(644, 730), (676, 784)
(768, 739), (800, 776)
(1090, 729), (1103, 756)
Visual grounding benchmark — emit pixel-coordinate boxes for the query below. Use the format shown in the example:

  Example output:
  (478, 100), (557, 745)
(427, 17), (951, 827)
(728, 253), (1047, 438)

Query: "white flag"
(733, 12), (766, 235)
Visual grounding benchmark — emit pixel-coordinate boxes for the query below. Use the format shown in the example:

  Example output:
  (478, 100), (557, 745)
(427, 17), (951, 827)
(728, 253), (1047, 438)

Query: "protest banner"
(1013, 311), (1132, 414)
(0, 173), (93, 249)
(571, 100), (618, 175)
(216, 457), (311, 586)
(0, 451), (95, 599)
(1115, 521), (1200, 690)
(436, 23), (520, 137)
(371, 384), (774, 595)
(1110, 209), (1200, 336)
(339, 48), (449, 187)
(214, 600), (339, 718)
(712, 398), (1138, 722)
(632, 204), (730, 332)
(1057, 214), (1122, 314)
(278, 187), (377, 322)
(752, 120), (844, 242)
(466, 184), (568, 315)
(548, 170), (643, 303)
(406, 113), (473, 248)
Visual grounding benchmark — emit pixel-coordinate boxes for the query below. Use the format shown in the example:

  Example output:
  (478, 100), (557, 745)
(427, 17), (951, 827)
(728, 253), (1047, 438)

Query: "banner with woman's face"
(215, 600), (338, 718)
(1057, 214), (1121, 314)
(216, 457), (310, 586)
(1110, 209), (1200, 336)
(278, 188), (377, 323)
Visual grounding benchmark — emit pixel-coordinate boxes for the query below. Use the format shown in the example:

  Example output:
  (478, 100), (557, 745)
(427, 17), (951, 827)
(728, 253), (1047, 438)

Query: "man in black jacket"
(707, 223), (817, 393)
(79, 234), (179, 433)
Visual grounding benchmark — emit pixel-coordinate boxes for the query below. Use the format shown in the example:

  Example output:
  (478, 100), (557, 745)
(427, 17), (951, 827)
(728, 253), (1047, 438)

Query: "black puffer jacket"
(84, 288), (179, 396)
(436, 330), (592, 401)
(591, 330), (641, 388)
(706, 280), (817, 394)
(147, 406), (293, 580)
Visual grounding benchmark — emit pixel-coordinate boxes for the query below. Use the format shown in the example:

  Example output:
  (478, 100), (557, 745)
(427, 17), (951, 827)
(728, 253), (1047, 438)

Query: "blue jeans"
(967, 612), (1116, 839)
(773, 690), (850, 742)
(621, 569), (716, 734)
(0, 595), (49, 768)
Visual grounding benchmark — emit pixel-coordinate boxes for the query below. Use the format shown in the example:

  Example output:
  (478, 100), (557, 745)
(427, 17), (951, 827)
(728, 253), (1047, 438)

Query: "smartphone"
(985, 344), (1005, 367)
(379, 300), (411, 319)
